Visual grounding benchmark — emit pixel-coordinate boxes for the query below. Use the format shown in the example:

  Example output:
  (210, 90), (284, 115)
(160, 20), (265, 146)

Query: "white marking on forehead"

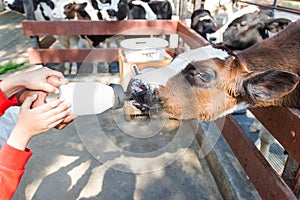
(136, 45), (231, 86)
(164, 45), (230, 75)
(199, 15), (212, 21)
(178, 45), (229, 64)
(202, 45), (229, 60)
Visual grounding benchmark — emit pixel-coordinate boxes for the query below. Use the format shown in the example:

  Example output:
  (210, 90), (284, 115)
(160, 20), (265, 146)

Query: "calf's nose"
(107, 9), (116, 16)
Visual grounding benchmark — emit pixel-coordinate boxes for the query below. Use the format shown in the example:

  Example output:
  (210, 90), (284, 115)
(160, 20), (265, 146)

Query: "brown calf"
(156, 19), (300, 121)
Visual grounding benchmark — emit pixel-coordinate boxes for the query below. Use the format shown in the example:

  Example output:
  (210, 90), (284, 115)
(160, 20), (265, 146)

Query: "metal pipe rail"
(238, 0), (300, 15)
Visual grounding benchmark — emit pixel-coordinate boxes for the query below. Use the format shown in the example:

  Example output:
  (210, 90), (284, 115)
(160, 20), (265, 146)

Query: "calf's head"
(191, 9), (217, 40)
(222, 11), (291, 50)
(51, 0), (74, 19)
(3, 0), (25, 13)
(147, 0), (172, 20)
(52, 1), (101, 20)
(3, 0), (40, 13)
(136, 46), (299, 121)
(101, 0), (128, 20)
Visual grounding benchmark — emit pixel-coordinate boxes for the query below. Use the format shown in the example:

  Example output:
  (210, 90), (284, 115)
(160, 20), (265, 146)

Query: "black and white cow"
(52, 0), (111, 74)
(56, 1), (109, 48)
(222, 11), (291, 50)
(51, 0), (101, 20)
(3, 0), (55, 20)
(206, 5), (260, 44)
(190, 8), (217, 40)
(100, 0), (173, 20)
(143, 0), (172, 19)
(127, 0), (157, 20)
(4, 0), (97, 75)
(4, 0), (27, 13)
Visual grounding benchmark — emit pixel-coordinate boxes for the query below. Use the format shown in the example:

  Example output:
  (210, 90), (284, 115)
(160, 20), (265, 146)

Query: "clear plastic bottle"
(48, 82), (126, 116)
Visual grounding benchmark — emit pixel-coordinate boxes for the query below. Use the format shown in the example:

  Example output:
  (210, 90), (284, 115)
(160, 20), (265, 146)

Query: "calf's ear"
(264, 18), (291, 33)
(243, 70), (299, 101)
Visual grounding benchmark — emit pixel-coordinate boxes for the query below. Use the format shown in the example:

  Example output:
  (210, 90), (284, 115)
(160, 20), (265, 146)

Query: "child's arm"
(0, 67), (67, 99)
(0, 142), (32, 200)
(0, 94), (70, 199)
(7, 94), (71, 150)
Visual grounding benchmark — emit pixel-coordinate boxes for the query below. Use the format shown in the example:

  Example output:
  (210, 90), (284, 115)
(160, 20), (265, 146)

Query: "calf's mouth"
(126, 78), (164, 114)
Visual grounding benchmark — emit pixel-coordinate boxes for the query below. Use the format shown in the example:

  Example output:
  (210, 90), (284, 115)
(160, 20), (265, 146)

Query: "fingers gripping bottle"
(49, 82), (126, 116)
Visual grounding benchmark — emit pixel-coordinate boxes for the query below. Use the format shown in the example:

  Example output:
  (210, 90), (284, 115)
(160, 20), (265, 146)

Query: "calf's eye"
(182, 63), (218, 88)
(185, 70), (217, 88)
(64, 4), (72, 11)
(196, 72), (213, 83)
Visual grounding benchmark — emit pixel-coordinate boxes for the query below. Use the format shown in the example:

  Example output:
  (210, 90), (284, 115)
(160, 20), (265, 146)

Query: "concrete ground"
(13, 112), (225, 200)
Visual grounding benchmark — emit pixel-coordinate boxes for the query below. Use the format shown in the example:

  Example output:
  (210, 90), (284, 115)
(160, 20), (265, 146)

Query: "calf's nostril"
(107, 9), (116, 16)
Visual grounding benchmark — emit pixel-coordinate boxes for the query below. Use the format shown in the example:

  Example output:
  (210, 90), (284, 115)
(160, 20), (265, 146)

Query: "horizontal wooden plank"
(215, 115), (297, 200)
(22, 20), (179, 36)
(249, 107), (300, 164)
(27, 48), (177, 64)
(27, 48), (120, 63)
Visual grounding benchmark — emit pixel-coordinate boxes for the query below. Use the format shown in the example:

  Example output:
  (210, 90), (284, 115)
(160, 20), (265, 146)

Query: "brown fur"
(238, 19), (300, 108)
(157, 19), (300, 121)
(64, 3), (92, 20)
(63, 3), (76, 19)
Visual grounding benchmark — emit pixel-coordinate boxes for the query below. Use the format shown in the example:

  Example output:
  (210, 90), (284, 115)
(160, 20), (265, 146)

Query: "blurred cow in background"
(222, 11), (291, 50)
(3, 0), (88, 75)
(190, 8), (217, 40)
(206, 5), (260, 43)
(99, 0), (173, 20)
(3, 0), (55, 20)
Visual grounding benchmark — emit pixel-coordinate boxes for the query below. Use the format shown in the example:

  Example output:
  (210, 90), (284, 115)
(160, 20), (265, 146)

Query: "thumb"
(22, 94), (38, 109)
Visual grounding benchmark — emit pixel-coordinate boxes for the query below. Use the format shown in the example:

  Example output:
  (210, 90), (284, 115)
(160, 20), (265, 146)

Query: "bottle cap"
(109, 83), (125, 109)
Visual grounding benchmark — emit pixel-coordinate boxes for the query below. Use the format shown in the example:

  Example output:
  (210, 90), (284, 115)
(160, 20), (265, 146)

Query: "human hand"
(53, 115), (77, 130)
(16, 89), (47, 107)
(7, 94), (71, 150)
(16, 89), (77, 130)
(0, 67), (68, 98)
(20, 67), (68, 93)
